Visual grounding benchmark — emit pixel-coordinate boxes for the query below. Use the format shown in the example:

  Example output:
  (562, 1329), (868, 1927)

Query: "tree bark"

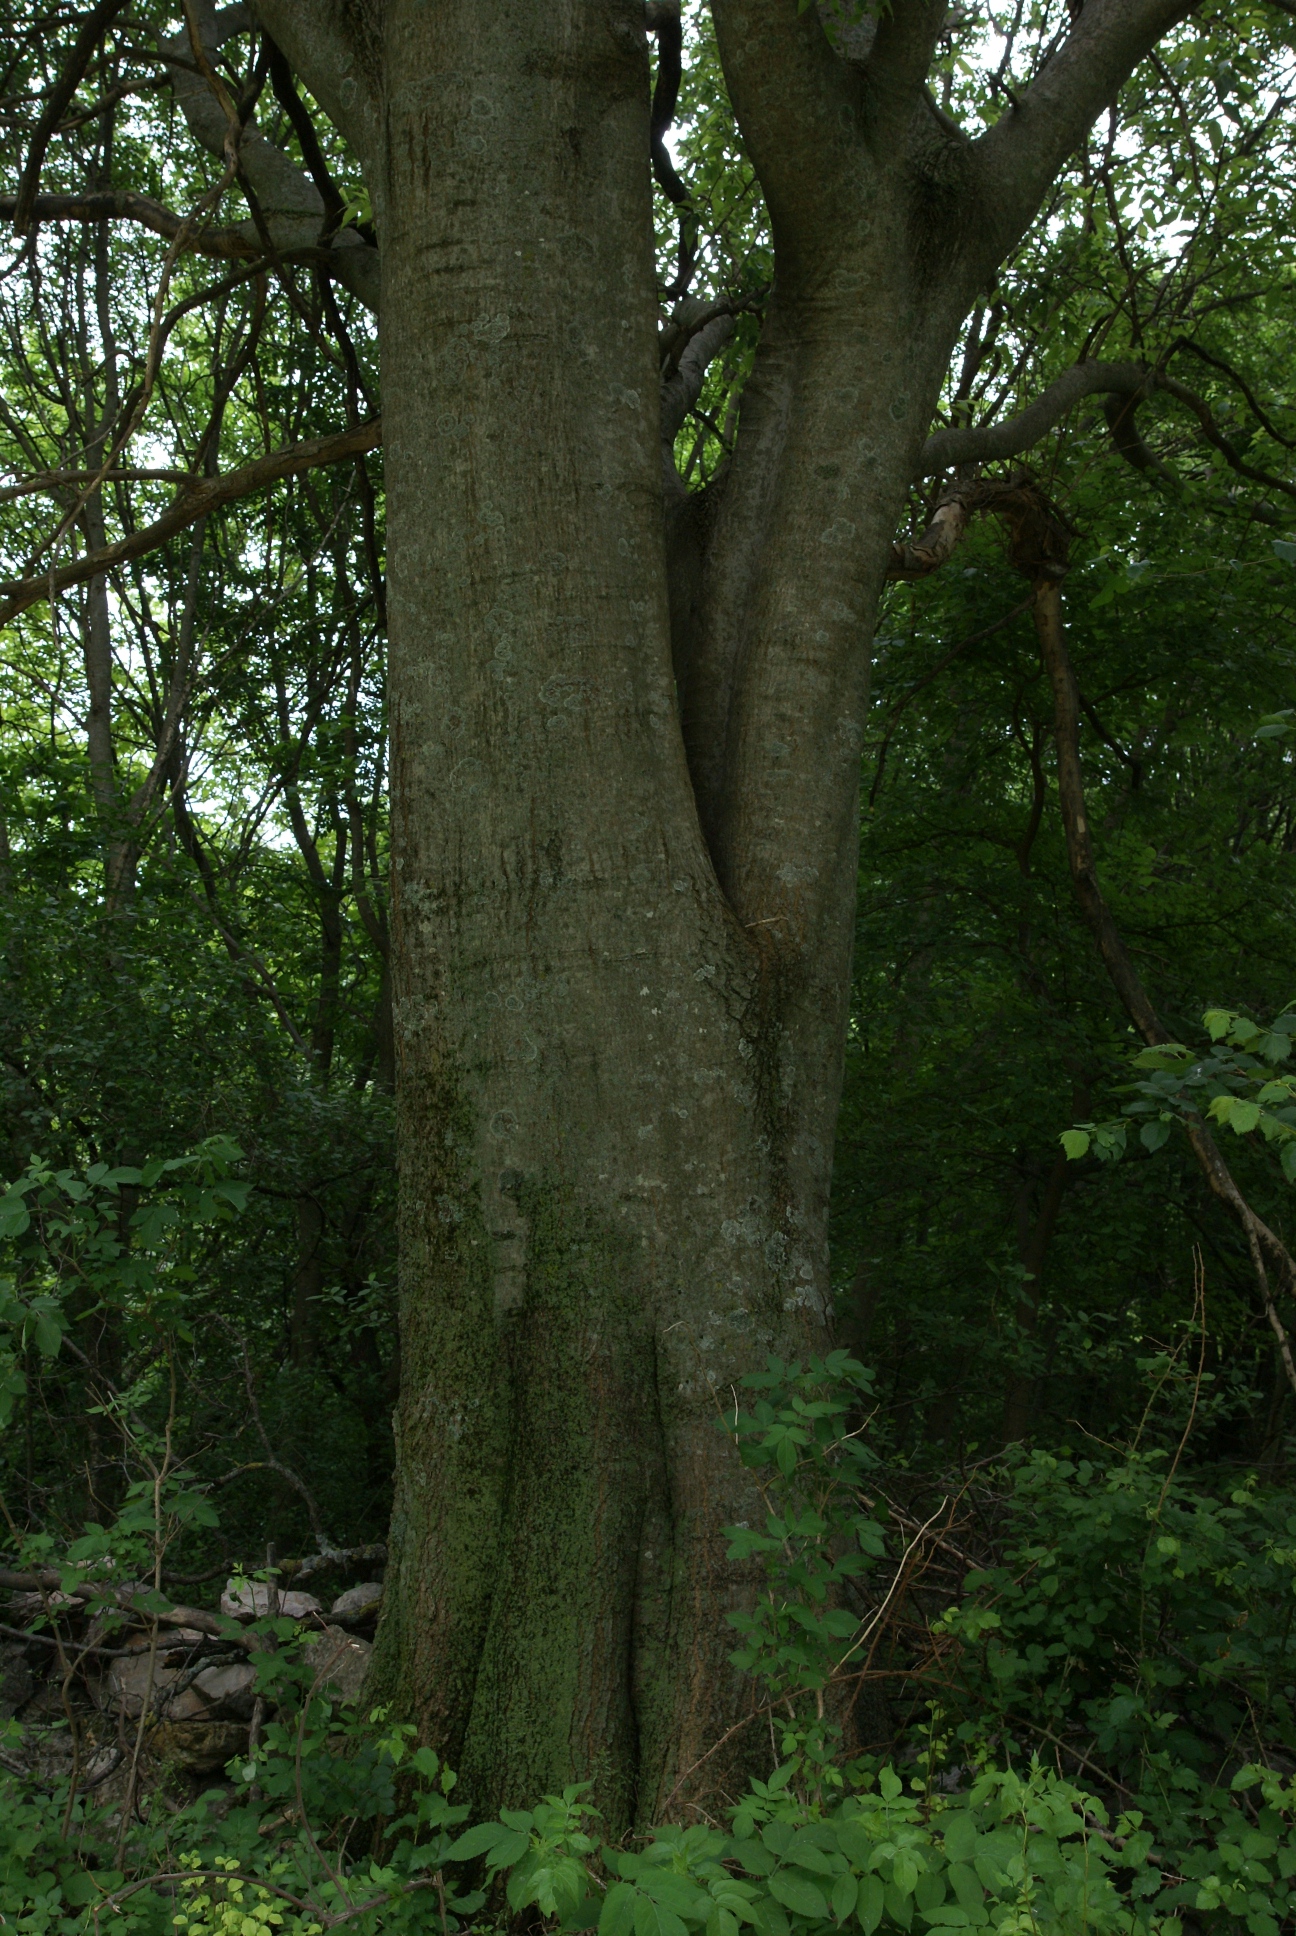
(362, 0), (831, 1827)
(242, 0), (1201, 1828)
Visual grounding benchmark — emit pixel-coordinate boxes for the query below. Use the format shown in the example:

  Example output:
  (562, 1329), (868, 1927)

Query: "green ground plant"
(10, 1352), (1292, 1936)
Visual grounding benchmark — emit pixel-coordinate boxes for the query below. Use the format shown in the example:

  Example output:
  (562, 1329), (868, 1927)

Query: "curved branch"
(1, 190), (263, 260)
(1159, 371), (1296, 507)
(918, 361), (1150, 473)
(661, 311), (737, 446)
(0, 419), (381, 625)
(11, 0), (133, 233)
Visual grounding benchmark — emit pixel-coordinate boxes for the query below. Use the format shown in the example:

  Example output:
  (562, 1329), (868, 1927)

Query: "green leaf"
(831, 1873), (858, 1923)
(641, 1873), (708, 1918)
(635, 1896), (689, 1936)
(914, 1872), (944, 1915)
(768, 1871), (829, 1919)
(448, 1821), (518, 1861)
(892, 1852), (919, 1897)
(944, 1864), (983, 1914)
(1282, 1142), (1296, 1183)
(32, 1306), (63, 1359)
(786, 1837), (838, 1876)
(857, 1877), (885, 1936)
(884, 1883), (914, 1931)
(1272, 540), (1296, 563)
(1060, 1130), (1090, 1161)
(1140, 1119), (1172, 1152)
(752, 1900), (790, 1936)
(941, 1819), (968, 1866)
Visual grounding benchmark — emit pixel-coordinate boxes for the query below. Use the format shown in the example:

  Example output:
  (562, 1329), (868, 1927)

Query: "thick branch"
(711, 0), (864, 258)
(160, 1), (379, 309)
(864, 0), (958, 154)
(0, 420), (381, 625)
(889, 492), (973, 575)
(0, 189), (264, 260)
(248, 0), (383, 180)
(918, 361), (1149, 473)
(973, 0), (1196, 267)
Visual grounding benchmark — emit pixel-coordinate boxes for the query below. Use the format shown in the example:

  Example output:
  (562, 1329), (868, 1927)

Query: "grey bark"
(161, 1), (380, 310)
(229, 0), (1201, 1825)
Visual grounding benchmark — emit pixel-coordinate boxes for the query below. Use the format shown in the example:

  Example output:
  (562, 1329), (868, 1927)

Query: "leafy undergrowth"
(5, 1355), (1296, 1935)
(4, 1722), (1295, 1936)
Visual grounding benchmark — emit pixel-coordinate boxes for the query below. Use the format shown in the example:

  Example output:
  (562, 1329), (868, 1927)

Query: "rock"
(0, 1643), (33, 1719)
(329, 1582), (383, 1622)
(188, 1660), (257, 1719)
(147, 1718), (247, 1773)
(106, 1645), (255, 1722)
(220, 1580), (321, 1620)
(301, 1624), (371, 1705)
(5, 1589), (75, 1615)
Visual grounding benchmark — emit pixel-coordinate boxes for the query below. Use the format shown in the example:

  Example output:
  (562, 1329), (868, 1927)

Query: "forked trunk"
(249, 0), (1192, 1830)
(365, 0), (840, 1825)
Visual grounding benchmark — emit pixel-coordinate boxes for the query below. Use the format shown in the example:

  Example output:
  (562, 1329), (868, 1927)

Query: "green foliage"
(2, 1354), (1296, 1936)
(721, 1354), (886, 1753)
(1063, 1008), (1296, 1183)
(937, 1447), (1296, 1800)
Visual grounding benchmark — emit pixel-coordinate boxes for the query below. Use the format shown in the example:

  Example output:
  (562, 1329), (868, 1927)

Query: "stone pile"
(0, 1561), (385, 1783)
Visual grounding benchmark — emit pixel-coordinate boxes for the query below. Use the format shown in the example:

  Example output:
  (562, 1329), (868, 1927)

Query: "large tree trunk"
(365, 0), (836, 1826)
(253, 0), (1192, 1830)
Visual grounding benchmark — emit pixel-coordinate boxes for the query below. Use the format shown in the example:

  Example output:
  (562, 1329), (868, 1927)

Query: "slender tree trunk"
(1034, 570), (1296, 1400)
(1000, 1153), (1069, 1445)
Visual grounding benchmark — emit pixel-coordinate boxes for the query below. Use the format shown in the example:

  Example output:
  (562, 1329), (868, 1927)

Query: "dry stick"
(1034, 573), (1296, 1397)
